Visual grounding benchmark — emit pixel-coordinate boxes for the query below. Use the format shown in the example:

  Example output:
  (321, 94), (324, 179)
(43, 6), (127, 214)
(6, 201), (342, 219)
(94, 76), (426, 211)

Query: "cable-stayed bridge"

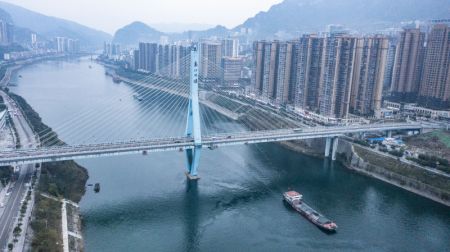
(0, 122), (424, 166)
(0, 45), (433, 179)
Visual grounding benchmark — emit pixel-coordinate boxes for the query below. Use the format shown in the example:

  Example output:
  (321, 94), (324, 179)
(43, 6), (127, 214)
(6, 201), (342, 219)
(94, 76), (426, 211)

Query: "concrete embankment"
(205, 93), (450, 207)
(336, 140), (450, 206)
(111, 66), (450, 207)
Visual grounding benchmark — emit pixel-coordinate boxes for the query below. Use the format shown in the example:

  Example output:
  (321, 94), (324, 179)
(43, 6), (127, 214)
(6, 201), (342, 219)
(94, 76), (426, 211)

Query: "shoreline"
(4, 58), (88, 251)
(108, 62), (450, 207)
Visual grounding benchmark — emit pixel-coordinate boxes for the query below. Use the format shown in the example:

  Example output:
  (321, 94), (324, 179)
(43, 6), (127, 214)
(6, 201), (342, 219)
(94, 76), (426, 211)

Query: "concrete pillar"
(387, 131), (392, 138)
(324, 137), (332, 157)
(331, 137), (339, 161)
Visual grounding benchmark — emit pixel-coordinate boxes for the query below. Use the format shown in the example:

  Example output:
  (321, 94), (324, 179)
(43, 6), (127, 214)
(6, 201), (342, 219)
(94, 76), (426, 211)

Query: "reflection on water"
(11, 58), (450, 251)
(184, 180), (199, 252)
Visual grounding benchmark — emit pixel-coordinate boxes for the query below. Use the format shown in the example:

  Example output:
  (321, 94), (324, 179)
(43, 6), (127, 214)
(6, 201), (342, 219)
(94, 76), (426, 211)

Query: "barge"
(283, 191), (337, 232)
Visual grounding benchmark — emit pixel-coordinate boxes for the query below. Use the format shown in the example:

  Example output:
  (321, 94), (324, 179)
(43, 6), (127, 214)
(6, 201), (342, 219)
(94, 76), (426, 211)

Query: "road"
(0, 90), (37, 250)
(0, 122), (428, 166)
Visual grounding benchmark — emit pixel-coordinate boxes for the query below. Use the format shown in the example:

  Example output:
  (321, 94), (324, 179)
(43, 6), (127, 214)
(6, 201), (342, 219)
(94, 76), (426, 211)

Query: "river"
(10, 58), (450, 251)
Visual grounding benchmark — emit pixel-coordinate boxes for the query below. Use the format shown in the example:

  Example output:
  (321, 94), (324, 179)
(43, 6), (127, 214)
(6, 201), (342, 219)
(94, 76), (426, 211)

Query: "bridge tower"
(185, 45), (202, 180)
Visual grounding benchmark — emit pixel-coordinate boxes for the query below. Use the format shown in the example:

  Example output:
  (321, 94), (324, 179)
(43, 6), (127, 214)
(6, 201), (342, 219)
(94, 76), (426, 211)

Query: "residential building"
(221, 57), (243, 86)
(252, 41), (265, 95)
(222, 38), (239, 57)
(200, 41), (222, 81)
(261, 41), (279, 101)
(318, 35), (357, 118)
(390, 28), (425, 101)
(350, 36), (389, 117)
(0, 20), (13, 45)
(138, 42), (158, 73)
(275, 42), (295, 105)
(418, 23), (450, 108)
(294, 35), (323, 111)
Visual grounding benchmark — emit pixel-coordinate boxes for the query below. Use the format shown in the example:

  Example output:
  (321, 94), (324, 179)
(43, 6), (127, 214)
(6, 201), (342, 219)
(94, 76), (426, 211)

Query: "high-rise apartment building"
(200, 41), (222, 81)
(383, 37), (397, 93)
(294, 35), (323, 111)
(418, 23), (450, 108)
(138, 42), (158, 73)
(158, 44), (171, 75)
(222, 38), (239, 58)
(261, 41), (279, 100)
(253, 34), (393, 118)
(252, 41), (265, 95)
(31, 33), (37, 48)
(56, 37), (66, 53)
(390, 28), (425, 101)
(319, 35), (357, 118)
(0, 20), (13, 45)
(221, 57), (243, 86)
(133, 43), (191, 79)
(178, 45), (191, 80)
(350, 37), (389, 117)
(275, 42), (295, 105)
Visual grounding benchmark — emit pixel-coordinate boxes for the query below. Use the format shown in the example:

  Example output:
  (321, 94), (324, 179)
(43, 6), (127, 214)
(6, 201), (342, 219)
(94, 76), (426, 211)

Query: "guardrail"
(0, 122), (428, 166)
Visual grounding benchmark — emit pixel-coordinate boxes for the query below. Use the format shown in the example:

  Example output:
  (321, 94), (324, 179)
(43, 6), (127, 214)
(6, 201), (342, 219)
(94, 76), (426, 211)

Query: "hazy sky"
(3, 0), (283, 34)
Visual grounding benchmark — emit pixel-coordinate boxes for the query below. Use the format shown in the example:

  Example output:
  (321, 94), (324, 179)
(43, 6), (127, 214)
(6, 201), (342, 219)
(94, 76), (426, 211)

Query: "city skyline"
(0, 0), (283, 34)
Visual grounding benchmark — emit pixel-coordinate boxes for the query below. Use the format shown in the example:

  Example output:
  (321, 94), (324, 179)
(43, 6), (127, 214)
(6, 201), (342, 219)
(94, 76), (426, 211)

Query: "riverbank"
(336, 139), (450, 206)
(8, 91), (88, 251)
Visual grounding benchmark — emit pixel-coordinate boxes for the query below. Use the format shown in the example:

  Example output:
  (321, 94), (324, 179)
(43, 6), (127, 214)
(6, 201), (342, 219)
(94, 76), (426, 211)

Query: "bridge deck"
(0, 123), (425, 166)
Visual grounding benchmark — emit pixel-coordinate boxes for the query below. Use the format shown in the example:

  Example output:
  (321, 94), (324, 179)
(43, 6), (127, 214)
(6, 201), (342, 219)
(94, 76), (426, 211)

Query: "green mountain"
(236, 0), (450, 39)
(0, 1), (111, 49)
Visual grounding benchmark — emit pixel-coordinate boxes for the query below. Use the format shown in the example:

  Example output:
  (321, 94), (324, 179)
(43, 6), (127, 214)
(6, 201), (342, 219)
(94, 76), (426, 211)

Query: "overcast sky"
(3, 0), (283, 34)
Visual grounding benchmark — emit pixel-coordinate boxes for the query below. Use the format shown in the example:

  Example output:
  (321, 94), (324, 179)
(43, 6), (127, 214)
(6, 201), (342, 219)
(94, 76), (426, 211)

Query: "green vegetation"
(405, 130), (450, 160)
(0, 166), (12, 186)
(429, 130), (450, 148)
(8, 93), (63, 147)
(388, 149), (404, 157)
(354, 146), (450, 194)
(8, 92), (89, 250)
(40, 161), (88, 203)
(31, 195), (63, 252)
(353, 139), (370, 147)
(407, 154), (450, 174)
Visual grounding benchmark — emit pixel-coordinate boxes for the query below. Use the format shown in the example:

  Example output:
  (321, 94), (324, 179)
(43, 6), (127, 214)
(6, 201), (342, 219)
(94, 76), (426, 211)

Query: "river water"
(11, 58), (450, 251)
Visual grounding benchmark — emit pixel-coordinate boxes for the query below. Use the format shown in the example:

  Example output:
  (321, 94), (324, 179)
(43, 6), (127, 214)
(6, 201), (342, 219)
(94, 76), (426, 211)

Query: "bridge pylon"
(185, 44), (202, 180)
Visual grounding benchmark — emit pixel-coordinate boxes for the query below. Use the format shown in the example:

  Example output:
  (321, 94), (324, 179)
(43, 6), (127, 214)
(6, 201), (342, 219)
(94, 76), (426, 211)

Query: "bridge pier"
(185, 44), (202, 180)
(387, 130), (392, 138)
(324, 137), (332, 157)
(331, 137), (339, 161)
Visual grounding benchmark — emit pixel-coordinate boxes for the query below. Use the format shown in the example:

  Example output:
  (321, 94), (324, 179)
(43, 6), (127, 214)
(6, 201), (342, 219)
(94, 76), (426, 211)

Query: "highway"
(0, 91), (36, 250)
(0, 122), (427, 166)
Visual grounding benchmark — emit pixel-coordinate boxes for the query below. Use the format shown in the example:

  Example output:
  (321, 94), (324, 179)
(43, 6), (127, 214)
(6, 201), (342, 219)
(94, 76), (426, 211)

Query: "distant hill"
(235, 0), (450, 39)
(113, 22), (234, 47)
(112, 21), (163, 46)
(113, 0), (450, 46)
(0, 1), (111, 49)
(149, 23), (214, 33)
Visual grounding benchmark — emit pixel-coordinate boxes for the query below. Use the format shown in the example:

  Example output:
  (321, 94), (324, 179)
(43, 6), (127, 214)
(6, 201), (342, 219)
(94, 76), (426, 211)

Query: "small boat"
(133, 93), (143, 101)
(18, 75), (22, 78)
(113, 76), (121, 83)
(283, 191), (337, 232)
(142, 150), (148, 155)
(89, 65), (92, 69)
(87, 184), (93, 186)
(94, 183), (100, 193)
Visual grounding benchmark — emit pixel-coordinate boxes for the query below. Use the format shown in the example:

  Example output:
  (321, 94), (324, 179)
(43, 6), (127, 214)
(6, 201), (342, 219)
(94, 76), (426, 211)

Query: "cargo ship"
(283, 191), (337, 232)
